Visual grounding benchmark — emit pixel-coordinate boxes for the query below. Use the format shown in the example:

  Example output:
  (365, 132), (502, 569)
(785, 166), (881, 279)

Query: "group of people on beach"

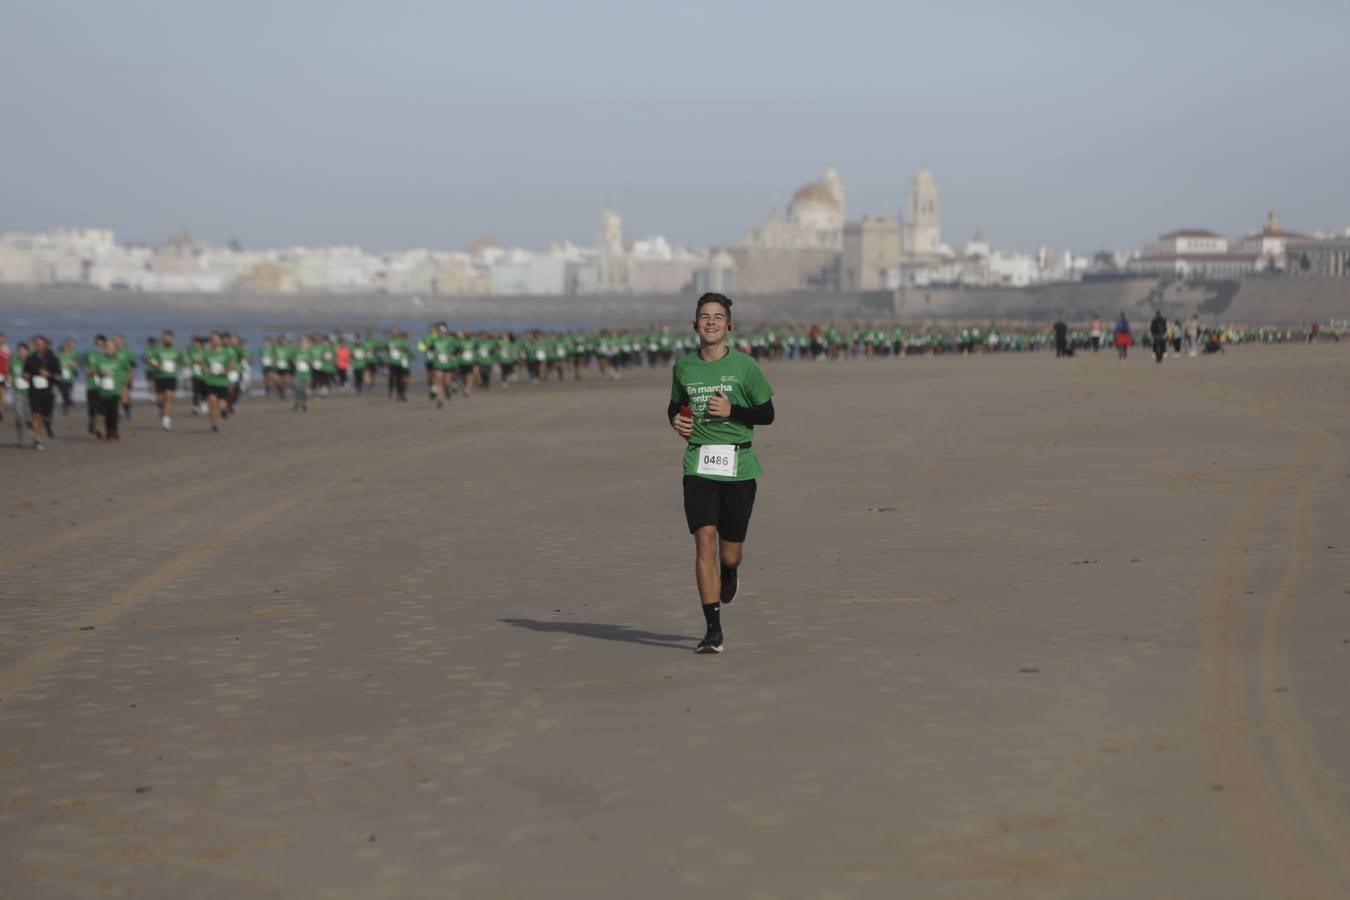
(0, 313), (1335, 451)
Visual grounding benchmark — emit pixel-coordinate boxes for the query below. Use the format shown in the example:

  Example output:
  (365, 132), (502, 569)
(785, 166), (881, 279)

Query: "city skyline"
(3, 1), (1347, 254)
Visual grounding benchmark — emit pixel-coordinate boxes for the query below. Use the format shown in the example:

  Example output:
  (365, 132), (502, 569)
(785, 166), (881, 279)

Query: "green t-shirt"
(90, 350), (128, 397)
(58, 350), (78, 382)
(292, 347), (313, 381)
(146, 344), (188, 378)
(387, 338), (412, 368)
(200, 348), (235, 387)
(669, 348), (774, 482)
(430, 335), (457, 370)
(9, 356), (28, 394)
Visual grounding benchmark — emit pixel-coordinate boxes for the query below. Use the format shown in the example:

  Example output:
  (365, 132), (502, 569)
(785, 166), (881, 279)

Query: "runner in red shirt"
(336, 342), (353, 392)
(0, 331), (10, 422)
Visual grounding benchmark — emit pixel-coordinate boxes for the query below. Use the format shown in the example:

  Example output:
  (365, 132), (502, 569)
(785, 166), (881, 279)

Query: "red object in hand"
(678, 404), (692, 420)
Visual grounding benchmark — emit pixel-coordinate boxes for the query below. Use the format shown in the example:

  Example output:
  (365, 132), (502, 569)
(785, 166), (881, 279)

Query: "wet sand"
(2, 346), (1350, 899)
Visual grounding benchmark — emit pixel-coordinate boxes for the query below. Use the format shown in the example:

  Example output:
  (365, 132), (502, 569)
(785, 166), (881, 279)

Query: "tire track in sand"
(1202, 422), (1350, 899)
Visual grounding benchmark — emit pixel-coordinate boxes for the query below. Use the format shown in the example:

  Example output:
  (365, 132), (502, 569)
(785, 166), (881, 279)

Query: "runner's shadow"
(501, 618), (693, 651)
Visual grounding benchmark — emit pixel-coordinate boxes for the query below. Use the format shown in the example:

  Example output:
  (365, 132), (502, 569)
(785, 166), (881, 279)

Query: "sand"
(2, 346), (1349, 899)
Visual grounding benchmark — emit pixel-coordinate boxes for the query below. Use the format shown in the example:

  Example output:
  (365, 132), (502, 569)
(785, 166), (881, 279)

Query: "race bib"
(437, 353), (449, 364)
(209, 361), (225, 375)
(261, 356), (273, 367)
(227, 370), (240, 383)
(461, 349), (474, 362)
(31, 375), (49, 389)
(162, 359), (176, 373)
(695, 444), (737, 478)
(99, 376), (115, 391)
(62, 367), (74, 380)
(16, 377), (30, 390)
(297, 361), (311, 372)
(535, 350), (546, 361)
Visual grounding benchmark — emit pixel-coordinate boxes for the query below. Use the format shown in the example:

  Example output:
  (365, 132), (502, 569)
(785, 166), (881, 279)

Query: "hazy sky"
(3, 0), (1347, 254)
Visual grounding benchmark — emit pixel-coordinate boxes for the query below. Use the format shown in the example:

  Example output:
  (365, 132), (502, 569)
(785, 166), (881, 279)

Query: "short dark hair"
(696, 292), (732, 318)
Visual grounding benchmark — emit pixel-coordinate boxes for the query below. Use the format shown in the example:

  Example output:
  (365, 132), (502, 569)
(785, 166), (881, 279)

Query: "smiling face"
(694, 301), (731, 347)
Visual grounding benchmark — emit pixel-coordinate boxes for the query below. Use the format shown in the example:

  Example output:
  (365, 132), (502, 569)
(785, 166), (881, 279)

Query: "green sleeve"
(669, 364), (685, 405)
(743, 361), (773, 405)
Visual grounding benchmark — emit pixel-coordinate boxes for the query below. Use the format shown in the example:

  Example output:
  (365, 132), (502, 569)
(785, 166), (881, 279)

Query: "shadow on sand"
(501, 618), (694, 651)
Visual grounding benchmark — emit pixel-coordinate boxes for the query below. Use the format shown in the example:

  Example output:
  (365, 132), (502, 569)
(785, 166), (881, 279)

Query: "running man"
(146, 330), (187, 429)
(9, 342), (31, 447)
(24, 336), (60, 448)
(200, 333), (236, 433)
(57, 338), (78, 415)
(90, 338), (128, 442)
(82, 335), (108, 436)
(668, 292), (776, 654)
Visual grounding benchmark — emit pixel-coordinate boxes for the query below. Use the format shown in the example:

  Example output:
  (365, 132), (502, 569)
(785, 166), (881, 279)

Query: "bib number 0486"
(696, 444), (737, 478)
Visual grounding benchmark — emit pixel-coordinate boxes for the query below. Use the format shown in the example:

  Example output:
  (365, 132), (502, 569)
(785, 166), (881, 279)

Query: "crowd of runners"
(0, 317), (1340, 450)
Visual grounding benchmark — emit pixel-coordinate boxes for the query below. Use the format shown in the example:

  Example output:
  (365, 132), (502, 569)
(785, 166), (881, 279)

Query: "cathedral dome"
(790, 182), (838, 208)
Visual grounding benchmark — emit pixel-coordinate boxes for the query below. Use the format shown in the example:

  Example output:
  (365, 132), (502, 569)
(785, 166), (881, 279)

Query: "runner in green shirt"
(9, 343), (31, 447)
(89, 340), (130, 441)
(291, 336), (313, 412)
(199, 333), (236, 433)
(430, 327), (456, 408)
(385, 330), (412, 402)
(668, 293), (776, 654)
(272, 338), (293, 399)
(111, 335), (137, 419)
(57, 338), (79, 415)
(81, 335), (110, 437)
(145, 329), (188, 430)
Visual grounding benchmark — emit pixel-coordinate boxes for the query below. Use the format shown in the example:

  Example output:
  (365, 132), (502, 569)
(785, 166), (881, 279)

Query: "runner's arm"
(729, 398), (774, 426)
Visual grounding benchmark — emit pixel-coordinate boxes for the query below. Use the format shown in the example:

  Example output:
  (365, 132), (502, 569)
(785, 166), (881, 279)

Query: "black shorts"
(683, 475), (757, 542)
(30, 390), (55, 418)
(154, 377), (178, 393)
(204, 384), (229, 399)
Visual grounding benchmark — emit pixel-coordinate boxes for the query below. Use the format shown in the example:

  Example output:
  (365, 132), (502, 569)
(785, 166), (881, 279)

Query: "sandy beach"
(2, 346), (1349, 899)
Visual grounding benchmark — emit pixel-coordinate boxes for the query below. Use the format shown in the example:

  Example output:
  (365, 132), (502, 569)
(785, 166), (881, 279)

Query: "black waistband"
(693, 442), (752, 450)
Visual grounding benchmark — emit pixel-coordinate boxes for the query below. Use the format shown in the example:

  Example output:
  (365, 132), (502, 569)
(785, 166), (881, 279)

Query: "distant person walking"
(1053, 320), (1069, 358)
(1185, 312), (1200, 357)
(1150, 310), (1168, 364)
(1090, 315), (1103, 352)
(1113, 313), (1132, 366)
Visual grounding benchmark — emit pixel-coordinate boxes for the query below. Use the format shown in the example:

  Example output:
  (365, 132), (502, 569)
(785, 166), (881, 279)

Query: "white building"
(1233, 211), (1310, 273)
(742, 168), (845, 251)
(902, 168), (941, 257)
(1129, 228), (1259, 279)
(489, 249), (568, 296)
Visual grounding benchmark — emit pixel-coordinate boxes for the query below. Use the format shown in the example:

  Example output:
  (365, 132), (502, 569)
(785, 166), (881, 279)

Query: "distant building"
(841, 216), (902, 290)
(902, 168), (941, 258)
(1234, 210), (1310, 272)
(742, 168), (845, 251)
(490, 250), (567, 296)
(1128, 228), (1259, 279)
(692, 250), (736, 295)
(1285, 236), (1350, 278)
(723, 247), (838, 294)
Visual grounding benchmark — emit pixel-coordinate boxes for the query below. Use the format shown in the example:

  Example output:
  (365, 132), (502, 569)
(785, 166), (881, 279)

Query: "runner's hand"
(672, 413), (693, 439)
(706, 390), (731, 418)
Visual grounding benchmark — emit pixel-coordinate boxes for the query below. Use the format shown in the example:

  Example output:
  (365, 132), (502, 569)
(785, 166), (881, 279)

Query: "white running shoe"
(161, 415), (171, 431)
